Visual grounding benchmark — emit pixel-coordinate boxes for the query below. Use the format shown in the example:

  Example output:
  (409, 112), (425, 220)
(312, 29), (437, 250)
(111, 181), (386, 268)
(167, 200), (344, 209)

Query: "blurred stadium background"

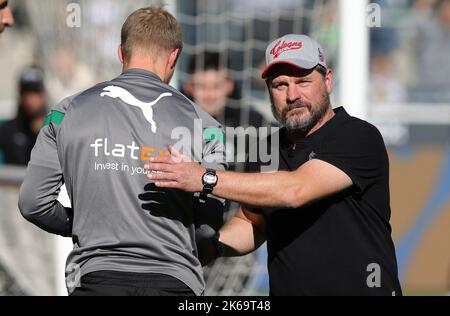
(0, 0), (449, 296)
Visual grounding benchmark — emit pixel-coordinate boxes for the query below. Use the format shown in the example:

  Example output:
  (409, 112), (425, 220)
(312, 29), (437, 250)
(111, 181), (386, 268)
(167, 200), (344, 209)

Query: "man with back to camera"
(18, 7), (227, 296)
(145, 34), (403, 296)
(0, 0), (14, 34)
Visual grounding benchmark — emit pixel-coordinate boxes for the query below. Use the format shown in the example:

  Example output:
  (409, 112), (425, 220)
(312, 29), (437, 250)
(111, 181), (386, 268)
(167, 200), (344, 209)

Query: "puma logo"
(100, 85), (172, 133)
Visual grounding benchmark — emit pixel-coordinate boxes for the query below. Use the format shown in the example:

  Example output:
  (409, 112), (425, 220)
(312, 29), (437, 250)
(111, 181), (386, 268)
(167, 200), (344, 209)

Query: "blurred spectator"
(183, 51), (268, 128)
(85, 0), (122, 70)
(370, 53), (407, 103)
(0, 67), (47, 165)
(46, 46), (95, 104)
(393, 0), (438, 90)
(412, 0), (438, 19)
(399, 0), (450, 102)
(370, 0), (400, 55)
(0, 0), (14, 34)
(414, 0), (450, 102)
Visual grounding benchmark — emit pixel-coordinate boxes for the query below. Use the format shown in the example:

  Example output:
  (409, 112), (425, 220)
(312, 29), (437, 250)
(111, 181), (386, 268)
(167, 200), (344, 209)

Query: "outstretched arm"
(145, 146), (352, 209)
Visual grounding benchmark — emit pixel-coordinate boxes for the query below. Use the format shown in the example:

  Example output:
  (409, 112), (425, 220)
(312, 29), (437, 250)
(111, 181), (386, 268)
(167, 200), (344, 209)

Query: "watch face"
(203, 173), (217, 185)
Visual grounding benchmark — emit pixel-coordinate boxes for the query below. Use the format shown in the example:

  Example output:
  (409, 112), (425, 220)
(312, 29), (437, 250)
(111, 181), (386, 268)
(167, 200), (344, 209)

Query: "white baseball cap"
(261, 34), (327, 79)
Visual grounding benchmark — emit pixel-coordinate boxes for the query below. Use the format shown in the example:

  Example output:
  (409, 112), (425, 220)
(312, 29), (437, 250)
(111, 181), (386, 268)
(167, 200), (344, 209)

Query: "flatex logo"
(100, 85), (172, 133)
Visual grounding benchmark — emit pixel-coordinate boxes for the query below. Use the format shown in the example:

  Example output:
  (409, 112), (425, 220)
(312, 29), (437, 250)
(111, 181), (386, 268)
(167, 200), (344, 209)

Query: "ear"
(325, 68), (334, 94)
(168, 48), (180, 70)
(118, 45), (124, 64)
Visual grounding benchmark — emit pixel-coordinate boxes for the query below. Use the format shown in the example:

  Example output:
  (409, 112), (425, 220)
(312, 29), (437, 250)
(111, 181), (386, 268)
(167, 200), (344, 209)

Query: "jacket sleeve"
(18, 104), (73, 237)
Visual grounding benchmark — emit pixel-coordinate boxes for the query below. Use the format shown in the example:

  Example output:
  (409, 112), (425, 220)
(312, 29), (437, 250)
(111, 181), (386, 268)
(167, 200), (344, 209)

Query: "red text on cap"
(270, 40), (303, 58)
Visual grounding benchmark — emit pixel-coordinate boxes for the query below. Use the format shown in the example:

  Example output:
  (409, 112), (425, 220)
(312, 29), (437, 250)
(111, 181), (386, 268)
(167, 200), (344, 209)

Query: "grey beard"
(271, 93), (330, 133)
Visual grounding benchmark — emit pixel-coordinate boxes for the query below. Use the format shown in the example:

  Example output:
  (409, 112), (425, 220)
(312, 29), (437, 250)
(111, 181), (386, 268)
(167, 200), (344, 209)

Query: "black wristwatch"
(199, 169), (218, 203)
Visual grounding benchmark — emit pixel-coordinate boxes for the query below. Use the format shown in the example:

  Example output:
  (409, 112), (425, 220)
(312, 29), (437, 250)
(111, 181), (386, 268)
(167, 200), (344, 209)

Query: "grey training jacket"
(18, 69), (227, 295)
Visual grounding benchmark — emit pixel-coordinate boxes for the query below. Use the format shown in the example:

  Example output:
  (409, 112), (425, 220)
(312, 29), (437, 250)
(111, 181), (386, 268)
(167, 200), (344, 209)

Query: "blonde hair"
(121, 6), (183, 62)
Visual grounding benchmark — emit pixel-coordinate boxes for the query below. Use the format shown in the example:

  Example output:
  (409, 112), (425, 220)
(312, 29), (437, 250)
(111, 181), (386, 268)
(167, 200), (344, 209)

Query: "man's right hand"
(145, 146), (206, 193)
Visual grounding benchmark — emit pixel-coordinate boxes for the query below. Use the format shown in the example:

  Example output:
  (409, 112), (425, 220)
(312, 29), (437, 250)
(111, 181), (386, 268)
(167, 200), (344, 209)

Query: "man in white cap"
(145, 34), (402, 296)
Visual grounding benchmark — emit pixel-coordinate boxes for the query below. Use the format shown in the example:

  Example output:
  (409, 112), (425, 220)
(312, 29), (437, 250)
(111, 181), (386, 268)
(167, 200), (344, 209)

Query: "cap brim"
(261, 59), (318, 79)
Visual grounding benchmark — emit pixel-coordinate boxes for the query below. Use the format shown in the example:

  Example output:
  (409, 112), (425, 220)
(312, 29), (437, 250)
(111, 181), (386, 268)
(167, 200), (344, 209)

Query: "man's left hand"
(145, 146), (206, 193)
